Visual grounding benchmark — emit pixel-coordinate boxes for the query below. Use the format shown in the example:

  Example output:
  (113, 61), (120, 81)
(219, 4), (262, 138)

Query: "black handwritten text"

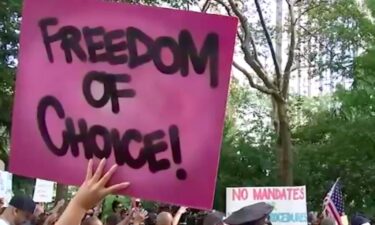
(36, 95), (187, 180)
(38, 17), (220, 88)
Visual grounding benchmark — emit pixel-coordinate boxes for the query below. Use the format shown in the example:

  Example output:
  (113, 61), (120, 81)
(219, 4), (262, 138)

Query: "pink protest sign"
(10, 0), (237, 209)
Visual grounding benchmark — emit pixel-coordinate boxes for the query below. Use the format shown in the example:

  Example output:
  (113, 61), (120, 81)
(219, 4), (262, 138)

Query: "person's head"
(106, 214), (120, 225)
(351, 214), (371, 225)
(145, 212), (157, 225)
(157, 205), (171, 214)
(320, 217), (335, 225)
(2, 195), (36, 225)
(82, 216), (103, 225)
(120, 208), (128, 219)
(112, 200), (123, 214)
(308, 212), (317, 225)
(156, 212), (173, 225)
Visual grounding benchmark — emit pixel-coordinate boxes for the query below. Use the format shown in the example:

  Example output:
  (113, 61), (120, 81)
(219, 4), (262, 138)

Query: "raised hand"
(133, 208), (148, 224)
(177, 206), (187, 215)
(173, 206), (188, 225)
(72, 158), (130, 211)
(55, 159), (130, 225)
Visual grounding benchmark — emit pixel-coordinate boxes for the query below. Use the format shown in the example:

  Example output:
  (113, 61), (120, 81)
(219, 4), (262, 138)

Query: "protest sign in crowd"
(1, 0), (373, 225)
(0, 164), (371, 225)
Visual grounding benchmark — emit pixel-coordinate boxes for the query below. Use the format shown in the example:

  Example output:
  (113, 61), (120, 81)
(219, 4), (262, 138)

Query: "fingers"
(88, 158), (130, 195)
(92, 158), (106, 182)
(98, 164), (118, 187)
(129, 208), (136, 216)
(105, 182), (130, 194)
(85, 159), (93, 181)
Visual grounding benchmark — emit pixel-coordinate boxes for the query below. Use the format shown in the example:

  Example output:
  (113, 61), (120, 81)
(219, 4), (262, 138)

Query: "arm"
(173, 207), (187, 225)
(55, 159), (130, 225)
(55, 202), (86, 225)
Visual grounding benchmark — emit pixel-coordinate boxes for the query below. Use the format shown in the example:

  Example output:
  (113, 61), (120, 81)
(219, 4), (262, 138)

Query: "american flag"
(323, 179), (344, 225)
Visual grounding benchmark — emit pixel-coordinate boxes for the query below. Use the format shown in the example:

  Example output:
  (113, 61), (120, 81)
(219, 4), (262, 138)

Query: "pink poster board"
(10, 0), (237, 209)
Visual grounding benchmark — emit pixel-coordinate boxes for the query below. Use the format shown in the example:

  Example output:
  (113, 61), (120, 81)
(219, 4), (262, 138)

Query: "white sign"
(226, 186), (307, 225)
(0, 171), (13, 205)
(33, 179), (55, 203)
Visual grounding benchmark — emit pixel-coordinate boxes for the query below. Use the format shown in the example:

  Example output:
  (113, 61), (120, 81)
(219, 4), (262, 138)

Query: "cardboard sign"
(226, 187), (308, 225)
(33, 179), (55, 203)
(9, 0), (237, 209)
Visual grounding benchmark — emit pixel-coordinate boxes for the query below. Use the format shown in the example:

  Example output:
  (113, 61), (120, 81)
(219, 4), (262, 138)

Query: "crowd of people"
(0, 159), (371, 225)
(308, 213), (372, 225)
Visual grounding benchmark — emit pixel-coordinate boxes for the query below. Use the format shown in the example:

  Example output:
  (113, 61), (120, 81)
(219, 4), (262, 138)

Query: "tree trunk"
(55, 184), (68, 201)
(276, 0), (283, 67)
(274, 99), (293, 185)
(274, 0), (290, 185)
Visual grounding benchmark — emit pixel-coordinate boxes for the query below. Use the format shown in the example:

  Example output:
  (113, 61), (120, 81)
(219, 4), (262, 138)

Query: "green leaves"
(0, 0), (20, 162)
(213, 80), (276, 211)
(293, 88), (375, 213)
(108, 0), (197, 9)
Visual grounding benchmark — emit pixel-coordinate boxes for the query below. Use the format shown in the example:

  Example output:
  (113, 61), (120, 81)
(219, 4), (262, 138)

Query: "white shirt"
(0, 219), (9, 225)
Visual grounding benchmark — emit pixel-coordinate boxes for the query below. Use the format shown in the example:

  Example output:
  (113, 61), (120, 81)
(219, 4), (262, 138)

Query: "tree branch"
(214, 0), (233, 16)
(225, 0), (260, 62)
(298, 24), (336, 58)
(282, 0), (296, 98)
(237, 31), (244, 43)
(294, 2), (324, 24)
(243, 53), (276, 90)
(233, 61), (274, 95)
(247, 35), (259, 62)
(215, 0), (244, 48)
(291, 65), (313, 72)
(225, 0), (247, 35)
(201, 0), (211, 12)
(233, 61), (285, 103)
(213, 0), (280, 98)
(224, 0), (277, 89)
(254, 0), (282, 88)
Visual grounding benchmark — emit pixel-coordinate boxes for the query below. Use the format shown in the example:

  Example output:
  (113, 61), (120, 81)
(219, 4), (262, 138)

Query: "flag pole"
(328, 177), (341, 196)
